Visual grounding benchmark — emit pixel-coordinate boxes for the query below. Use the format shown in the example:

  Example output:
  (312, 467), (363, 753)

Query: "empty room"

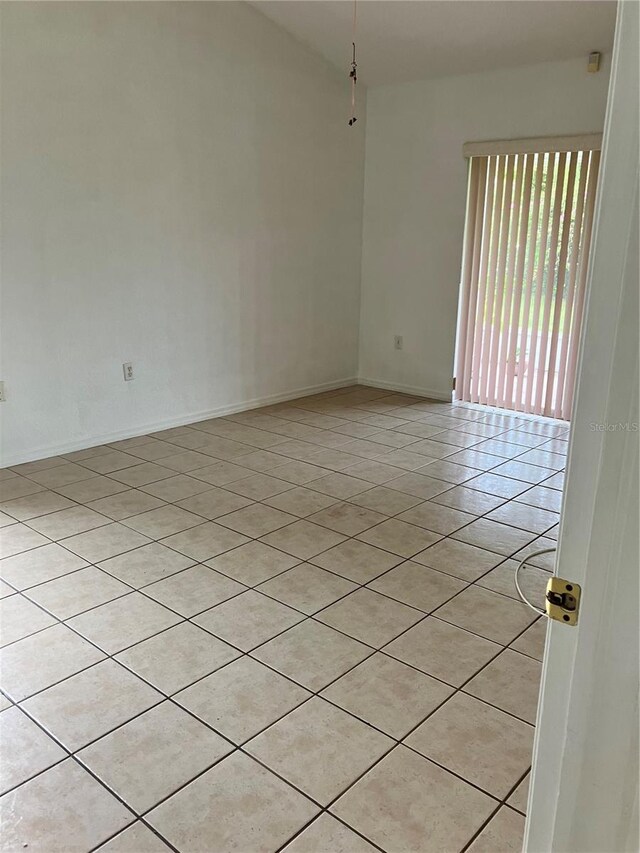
(0, 2), (638, 852)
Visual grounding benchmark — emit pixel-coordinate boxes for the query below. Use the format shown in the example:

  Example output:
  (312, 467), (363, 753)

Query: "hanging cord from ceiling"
(348, 0), (358, 126)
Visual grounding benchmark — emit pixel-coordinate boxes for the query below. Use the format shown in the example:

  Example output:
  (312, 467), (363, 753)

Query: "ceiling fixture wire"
(348, 0), (358, 126)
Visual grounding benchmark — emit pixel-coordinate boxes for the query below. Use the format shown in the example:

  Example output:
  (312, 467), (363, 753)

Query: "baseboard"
(357, 376), (453, 402)
(2, 376), (358, 468)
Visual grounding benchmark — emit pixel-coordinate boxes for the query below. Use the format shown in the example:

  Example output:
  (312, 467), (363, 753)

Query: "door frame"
(525, 1), (639, 850)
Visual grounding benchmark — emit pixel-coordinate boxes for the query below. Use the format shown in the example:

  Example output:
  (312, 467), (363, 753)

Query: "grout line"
(0, 391), (564, 852)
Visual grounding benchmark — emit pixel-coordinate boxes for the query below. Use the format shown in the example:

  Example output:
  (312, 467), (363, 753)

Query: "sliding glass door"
(455, 138), (601, 420)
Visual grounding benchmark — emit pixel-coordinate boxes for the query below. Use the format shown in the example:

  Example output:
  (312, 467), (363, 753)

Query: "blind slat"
(455, 142), (600, 420)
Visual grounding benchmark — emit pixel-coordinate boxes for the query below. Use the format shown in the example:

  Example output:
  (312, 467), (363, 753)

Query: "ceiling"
(252, 0), (617, 87)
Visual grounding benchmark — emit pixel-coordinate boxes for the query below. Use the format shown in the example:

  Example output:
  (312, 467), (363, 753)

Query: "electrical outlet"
(394, 335), (404, 351)
(0, 381), (6, 402)
(122, 362), (134, 381)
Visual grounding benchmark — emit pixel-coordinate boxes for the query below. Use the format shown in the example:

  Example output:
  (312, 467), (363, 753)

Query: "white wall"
(0, 2), (366, 465)
(358, 57), (610, 399)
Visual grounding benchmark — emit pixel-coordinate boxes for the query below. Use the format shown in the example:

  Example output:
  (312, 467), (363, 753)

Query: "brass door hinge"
(545, 577), (581, 626)
(452, 377), (456, 390)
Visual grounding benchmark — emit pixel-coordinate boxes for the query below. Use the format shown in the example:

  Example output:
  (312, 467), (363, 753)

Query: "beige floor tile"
(11, 457), (66, 475)
(161, 521), (248, 562)
(446, 448), (505, 470)
(316, 588), (423, 648)
(348, 485), (423, 515)
(27, 463), (97, 488)
(253, 619), (371, 691)
(140, 474), (214, 502)
(0, 477), (45, 503)
(466, 472), (531, 499)
(0, 706), (66, 794)
(190, 460), (256, 486)
(96, 821), (173, 852)
(78, 701), (233, 812)
(453, 517), (536, 557)
(386, 617), (501, 687)
(258, 564), (356, 615)
(79, 451), (141, 475)
(420, 459), (482, 485)
(62, 523), (151, 563)
(22, 659), (162, 751)
(158, 450), (218, 473)
(493, 460), (554, 485)
(515, 484), (562, 512)
(465, 649), (542, 723)
(226, 473), (293, 500)
(307, 472), (372, 499)
(510, 617), (547, 660)
(175, 486), (253, 520)
(467, 806), (526, 853)
(406, 692), (534, 797)
(206, 541), (299, 586)
(396, 501), (475, 535)
(269, 460), (327, 485)
(487, 501), (559, 534)
(310, 539), (403, 584)
(306, 502), (386, 536)
(0, 759), (133, 852)
(476, 558), (549, 603)
(0, 623), (106, 701)
(109, 459), (175, 487)
(97, 543), (194, 588)
(507, 773), (530, 813)
(264, 486), (338, 517)
(246, 697), (392, 805)
(322, 653), (453, 739)
(194, 590), (304, 651)
(431, 485), (506, 515)
(357, 518), (441, 558)
(0, 594), (56, 646)
(368, 562), (467, 613)
(147, 751), (318, 853)
(344, 460), (407, 485)
(282, 813), (378, 853)
(260, 520), (346, 560)
(331, 745), (495, 853)
(176, 656), (310, 743)
(0, 543), (89, 591)
(435, 585), (537, 645)
(0, 490), (75, 522)
(24, 567), (130, 620)
(412, 537), (503, 581)
(217, 503), (296, 537)
(144, 565), (245, 617)
(0, 580), (14, 599)
(404, 438), (458, 459)
(513, 536), (558, 570)
(0, 524), (50, 559)
(86, 490), (166, 521)
(122, 505), (203, 539)
(54, 476), (130, 503)
(116, 622), (239, 694)
(385, 472), (451, 500)
(67, 593), (181, 654)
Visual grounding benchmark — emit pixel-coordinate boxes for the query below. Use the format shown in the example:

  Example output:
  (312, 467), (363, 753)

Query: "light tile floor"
(0, 386), (568, 852)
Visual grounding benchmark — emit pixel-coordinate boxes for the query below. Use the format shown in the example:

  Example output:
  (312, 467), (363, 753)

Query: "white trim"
(357, 377), (452, 401)
(1, 377), (358, 468)
(463, 133), (603, 158)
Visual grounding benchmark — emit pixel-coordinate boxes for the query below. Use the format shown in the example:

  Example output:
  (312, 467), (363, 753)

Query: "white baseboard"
(2, 376), (358, 468)
(357, 376), (452, 402)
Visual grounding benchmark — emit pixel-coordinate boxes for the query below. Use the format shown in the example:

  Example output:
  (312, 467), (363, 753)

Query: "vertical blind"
(455, 136), (601, 420)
